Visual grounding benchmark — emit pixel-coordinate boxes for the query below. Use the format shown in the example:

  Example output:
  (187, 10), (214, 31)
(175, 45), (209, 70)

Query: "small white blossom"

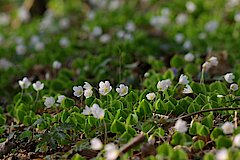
(217, 95), (224, 98)
(176, 13), (188, 25)
(174, 119), (188, 133)
(150, 15), (170, 28)
(179, 74), (189, 85)
(0, 13), (10, 26)
(18, 77), (31, 89)
(82, 105), (91, 115)
(57, 95), (66, 104)
(84, 89), (93, 98)
(59, 18), (70, 29)
(116, 30), (125, 39)
(125, 21), (136, 32)
(222, 122), (234, 134)
(157, 79), (172, 91)
(99, 81), (112, 96)
(208, 56), (218, 66)
(234, 13), (240, 22)
(0, 58), (12, 70)
(44, 96), (55, 108)
(73, 86), (83, 97)
(52, 61), (62, 69)
(100, 34), (111, 44)
(83, 82), (92, 90)
(161, 7), (170, 16)
(205, 20), (218, 33)
(183, 85), (193, 94)
(233, 134), (240, 147)
(116, 84), (128, 96)
(198, 32), (206, 40)
(90, 138), (103, 150)
(146, 93), (156, 101)
(183, 40), (192, 50)
(230, 83), (238, 91)
(202, 61), (212, 71)
(34, 42), (45, 51)
(33, 81), (44, 91)
(18, 7), (30, 22)
(224, 73), (235, 83)
(216, 149), (228, 160)
(186, 1), (196, 13)
(91, 26), (103, 37)
(59, 37), (70, 48)
(104, 143), (119, 160)
(175, 33), (184, 44)
(184, 53), (194, 62)
(16, 44), (26, 55)
(91, 104), (105, 119)
(30, 35), (40, 44)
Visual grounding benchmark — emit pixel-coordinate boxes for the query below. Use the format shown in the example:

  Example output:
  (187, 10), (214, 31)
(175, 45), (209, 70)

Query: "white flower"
(0, 58), (12, 70)
(161, 7), (170, 16)
(73, 86), (83, 97)
(216, 149), (228, 160)
(183, 85), (193, 94)
(0, 13), (10, 26)
(179, 74), (189, 85)
(116, 84), (128, 96)
(157, 79), (172, 91)
(174, 119), (188, 133)
(16, 44), (26, 55)
(205, 20), (218, 33)
(59, 37), (70, 48)
(44, 96), (55, 108)
(224, 73), (235, 83)
(230, 83), (238, 91)
(104, 143), (119, 160)
(186, 1), (196, 13)
(183, 40), (192, 50)
(234, 13), (240, 22)
(146, 93), (156, 101)
(82, 106), (91, 115)
(125, 21), (136, 32)
(198, 32), (206, 40)
(176, 13), (188, 25)
(117, 30), (125, 39)
(52, 61), (62, 69)
(221, 122), (234, 134)
(90, 138), (103, 150)
(30, 35), (40, 44)
(100, 34), (111, 44)
(57, 95), (66, 104)
(175, 33), (184, 44)
(208, 56), (218, 66)
(233, 134), (240, 147)
(91, 104), (105, 119)
(99, 81), (112, 96)
(91, 26), (102, 37)
(84, 89), (93, 98)
(18, 77), (31, 89)
(150, 15), (170, 28)
(202, 61), (212, 71)
(83, 82), (92, 90)
(217, 95), (224, 98)
(184, 53), (194, 62)
(33, 81), (44, 91)
(34, 42), (45, 51)
(18, 7), (30, 22)
(59, 18), (70, 29)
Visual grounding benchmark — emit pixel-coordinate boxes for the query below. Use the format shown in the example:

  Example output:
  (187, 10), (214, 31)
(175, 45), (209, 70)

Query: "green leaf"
(126, 114), (138, 125)
(203, 153), (215, 160)
(154, 128), (165, 137)
(169, 149), (188, 160)
(202, 114), (214, 128)
(110, 119), (126, 133)
(193, 140), (205, 150)
(136, 99), (152, 119)
(215, 136), (232, 149)
(210, 128), (224, 141)
(20, 130), (32, 140)
(171, 132), (192, 145)
(209, 81), (228, 94)
(187, 103), (201, 113)
(71, 153), (85, 160)
(194, 93), (207, 105)
(184, 63), (199, 75)
(190, 82), (206, 94)
(0, 114), (6, 125)
(61, 110), (70, 123)
(16, 109), (26, 122)
(157, 142), (173, 157)
(163, 69), (175, 80)
(170, 55), (185, 68)
(62, 98), (75, 108)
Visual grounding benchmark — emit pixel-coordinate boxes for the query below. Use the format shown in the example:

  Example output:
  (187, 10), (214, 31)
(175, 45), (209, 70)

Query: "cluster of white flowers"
(202, 56), (218, 71)
(224, 73), (239, 91)
(82, 104), (105, 119)
(150, 8), (170, 29)
(174, 119), (188, 133)
(157, 79), (172, 91)
(90, 138), (119, 160)
(179, 74), (193, 94)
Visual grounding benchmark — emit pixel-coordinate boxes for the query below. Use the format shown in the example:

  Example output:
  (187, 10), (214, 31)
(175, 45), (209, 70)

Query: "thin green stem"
(200, 69), (205, 84)
(34, 91), (39, 105)
(20, 88), (24, 100)
(103, 119), (107, 145)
